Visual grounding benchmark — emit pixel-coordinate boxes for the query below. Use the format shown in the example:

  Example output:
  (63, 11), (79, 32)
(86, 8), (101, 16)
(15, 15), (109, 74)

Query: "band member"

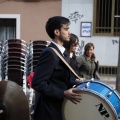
(32, 16), (82, 120)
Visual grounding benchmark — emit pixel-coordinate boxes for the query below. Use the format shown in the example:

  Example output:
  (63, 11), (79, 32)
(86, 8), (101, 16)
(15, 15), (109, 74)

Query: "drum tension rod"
(85, 82), (90, 88)
(106, 92), (112, 98)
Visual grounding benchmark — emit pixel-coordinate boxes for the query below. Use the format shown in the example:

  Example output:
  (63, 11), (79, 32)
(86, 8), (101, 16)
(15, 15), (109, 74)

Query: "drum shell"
(76, 80), (120, 115)
(62, 80), (120, 120)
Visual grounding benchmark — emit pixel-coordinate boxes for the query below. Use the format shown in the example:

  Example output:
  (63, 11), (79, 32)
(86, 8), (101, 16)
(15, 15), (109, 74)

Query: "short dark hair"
(45, 16), (70, 39)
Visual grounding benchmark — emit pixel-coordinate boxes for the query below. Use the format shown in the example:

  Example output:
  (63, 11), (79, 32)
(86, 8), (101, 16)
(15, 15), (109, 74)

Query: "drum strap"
(50, 47), (82, 80)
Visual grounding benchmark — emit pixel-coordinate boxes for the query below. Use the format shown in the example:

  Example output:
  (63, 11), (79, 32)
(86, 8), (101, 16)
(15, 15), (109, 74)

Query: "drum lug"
(91, 78), (94, 81)
(85, 82), (90, 88)
(114, 100), (120, 109)
(106, 92), (112, 98)
(118, 114), (120, 119)
(114, 105), (119, 109)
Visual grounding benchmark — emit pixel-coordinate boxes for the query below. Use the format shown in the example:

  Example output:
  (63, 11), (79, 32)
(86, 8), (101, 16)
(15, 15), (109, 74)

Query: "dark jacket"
(70, 57), (81, 77)
(76, 54), (99, 80)
(32, 43), (74, 120)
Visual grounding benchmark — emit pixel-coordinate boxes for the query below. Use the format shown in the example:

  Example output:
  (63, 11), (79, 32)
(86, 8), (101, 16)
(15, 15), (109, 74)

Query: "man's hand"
(75, 78), (85, 83)
(64, 88), (82, 104)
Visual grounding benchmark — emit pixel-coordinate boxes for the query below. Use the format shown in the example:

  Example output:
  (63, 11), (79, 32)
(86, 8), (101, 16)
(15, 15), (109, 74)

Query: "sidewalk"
(100, 75), (116, 88)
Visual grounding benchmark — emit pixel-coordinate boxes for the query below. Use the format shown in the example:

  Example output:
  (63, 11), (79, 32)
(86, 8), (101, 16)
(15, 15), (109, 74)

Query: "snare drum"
(62, 80), (120, 120)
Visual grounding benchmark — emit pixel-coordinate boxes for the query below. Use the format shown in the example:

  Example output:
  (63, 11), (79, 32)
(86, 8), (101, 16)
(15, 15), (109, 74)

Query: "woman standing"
(76, 42), (100, 80)
(63, 33), (84, 82)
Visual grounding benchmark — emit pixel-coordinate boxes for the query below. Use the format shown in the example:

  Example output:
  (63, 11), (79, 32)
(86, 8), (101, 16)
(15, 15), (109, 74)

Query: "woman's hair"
(63, 33), (79, 59)
(63, 33), (79, 50)
(45, 16), (70, 39)
(84, 42), (95, 60)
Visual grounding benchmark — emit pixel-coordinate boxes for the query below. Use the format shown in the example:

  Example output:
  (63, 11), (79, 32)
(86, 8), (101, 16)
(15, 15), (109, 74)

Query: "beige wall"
(0, 0), (61, 43)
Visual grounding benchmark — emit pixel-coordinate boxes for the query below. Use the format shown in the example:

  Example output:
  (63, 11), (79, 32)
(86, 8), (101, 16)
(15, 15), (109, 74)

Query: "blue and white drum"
(62, 80), (120, 120)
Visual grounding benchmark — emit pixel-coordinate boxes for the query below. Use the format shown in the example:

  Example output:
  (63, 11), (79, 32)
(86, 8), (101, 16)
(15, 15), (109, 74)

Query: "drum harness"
(50, 47), (82, 81)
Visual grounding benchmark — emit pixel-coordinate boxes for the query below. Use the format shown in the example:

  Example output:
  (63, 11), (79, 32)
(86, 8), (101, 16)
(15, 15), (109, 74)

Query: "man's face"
(58, 24), (71, 42)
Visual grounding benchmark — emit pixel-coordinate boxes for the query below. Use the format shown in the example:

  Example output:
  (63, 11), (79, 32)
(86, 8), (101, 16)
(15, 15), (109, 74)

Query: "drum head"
(62, 90), (118, 120)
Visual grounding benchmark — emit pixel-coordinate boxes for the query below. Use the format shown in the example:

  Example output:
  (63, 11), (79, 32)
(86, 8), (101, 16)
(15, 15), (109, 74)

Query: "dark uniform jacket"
(32, 42), (74, 120)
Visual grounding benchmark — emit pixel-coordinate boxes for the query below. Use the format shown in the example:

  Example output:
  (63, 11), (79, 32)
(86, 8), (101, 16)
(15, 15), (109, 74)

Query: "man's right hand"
(76, 78), (85, 83)
(64, 88), (82, 104)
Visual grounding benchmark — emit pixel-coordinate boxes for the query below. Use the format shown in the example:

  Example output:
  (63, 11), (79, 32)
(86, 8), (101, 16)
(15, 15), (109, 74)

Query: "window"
(0, 14), (20, 45)
(99, 66), (117, 75)
(93, 0), (120, 36)
(0, 19), (16, 44)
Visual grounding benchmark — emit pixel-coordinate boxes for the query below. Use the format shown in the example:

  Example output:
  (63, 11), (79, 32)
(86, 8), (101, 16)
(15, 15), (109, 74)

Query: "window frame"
(93, 0), (116, 36)
(0, 14), (20, 38)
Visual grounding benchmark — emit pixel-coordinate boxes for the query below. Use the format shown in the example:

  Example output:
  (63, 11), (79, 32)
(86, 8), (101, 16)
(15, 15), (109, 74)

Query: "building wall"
(62, 0), (118, 86)
(0, 0), (61, 43)
(62, 0), (119, 67)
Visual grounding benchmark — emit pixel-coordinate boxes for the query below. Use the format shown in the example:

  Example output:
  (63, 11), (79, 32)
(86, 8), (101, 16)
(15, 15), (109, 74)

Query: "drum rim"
(83, 89), (118, 118)
(77, 80), (120, 99)
(62, 90), (118, 120)
(76, 81), (119, 119)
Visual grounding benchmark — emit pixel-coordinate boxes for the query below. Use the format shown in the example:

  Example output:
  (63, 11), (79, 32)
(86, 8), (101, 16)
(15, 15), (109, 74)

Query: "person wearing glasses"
(63, 33), (85, 83)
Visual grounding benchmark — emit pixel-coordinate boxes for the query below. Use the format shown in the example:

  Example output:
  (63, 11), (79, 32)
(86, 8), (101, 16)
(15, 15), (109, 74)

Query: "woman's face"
(86, 46), (94, 58)
(70, 39), (78, 52)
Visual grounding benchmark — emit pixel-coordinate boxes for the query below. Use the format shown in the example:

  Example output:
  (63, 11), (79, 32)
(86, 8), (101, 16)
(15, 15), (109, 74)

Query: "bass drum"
(62, 80), (120, 120)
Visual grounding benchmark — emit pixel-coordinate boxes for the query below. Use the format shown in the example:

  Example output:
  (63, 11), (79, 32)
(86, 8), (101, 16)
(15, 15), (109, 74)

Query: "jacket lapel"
(48, 42), (64, 57)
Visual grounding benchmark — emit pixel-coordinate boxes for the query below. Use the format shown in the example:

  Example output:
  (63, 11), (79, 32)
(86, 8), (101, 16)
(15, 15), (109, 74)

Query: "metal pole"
(116, 36), (120, 92)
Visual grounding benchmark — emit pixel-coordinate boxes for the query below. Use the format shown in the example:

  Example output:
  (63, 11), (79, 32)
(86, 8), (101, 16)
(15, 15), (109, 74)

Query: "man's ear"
(54, 29), (60, 36)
